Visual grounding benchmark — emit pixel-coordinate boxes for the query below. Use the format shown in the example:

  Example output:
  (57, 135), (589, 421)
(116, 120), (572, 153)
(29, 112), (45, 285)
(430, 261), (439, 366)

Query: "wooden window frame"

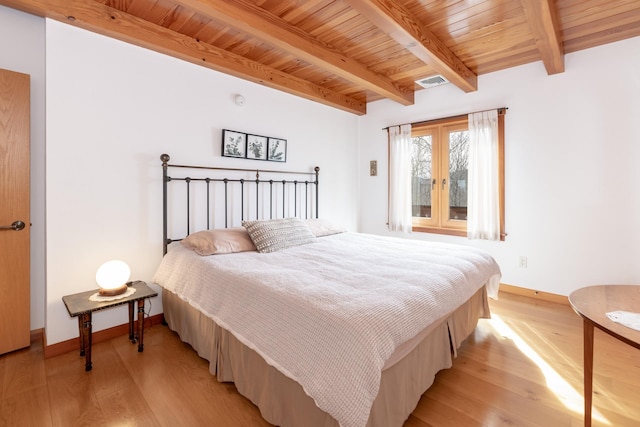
(397, 112), (506, 239)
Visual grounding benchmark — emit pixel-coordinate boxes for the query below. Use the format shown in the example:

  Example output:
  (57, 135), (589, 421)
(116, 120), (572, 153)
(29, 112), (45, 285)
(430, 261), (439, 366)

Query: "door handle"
(0, 220), (26, 231)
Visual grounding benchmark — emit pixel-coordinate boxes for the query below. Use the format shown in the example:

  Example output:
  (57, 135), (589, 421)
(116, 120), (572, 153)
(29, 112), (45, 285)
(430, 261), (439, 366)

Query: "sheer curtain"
(388, 124), (412, 233)
(467, 110), (500, 240)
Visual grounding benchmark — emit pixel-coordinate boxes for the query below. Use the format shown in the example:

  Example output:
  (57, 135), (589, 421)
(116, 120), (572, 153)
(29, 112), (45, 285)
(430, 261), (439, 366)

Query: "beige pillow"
(305, 218), (346, 237)
(181, 227), (256, 256)
(242, 217), (316, 253)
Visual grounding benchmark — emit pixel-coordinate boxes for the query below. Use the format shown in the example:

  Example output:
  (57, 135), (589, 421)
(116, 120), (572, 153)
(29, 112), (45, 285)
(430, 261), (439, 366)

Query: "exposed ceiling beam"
(346, 0), (478, 93)
(520, 0), (565, 74)
(173, 0), (414, 106)
(0, 0), (367, 115)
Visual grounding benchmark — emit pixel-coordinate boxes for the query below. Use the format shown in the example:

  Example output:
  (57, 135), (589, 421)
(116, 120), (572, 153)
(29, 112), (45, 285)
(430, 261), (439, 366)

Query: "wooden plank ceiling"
(2, 0), (640, 115)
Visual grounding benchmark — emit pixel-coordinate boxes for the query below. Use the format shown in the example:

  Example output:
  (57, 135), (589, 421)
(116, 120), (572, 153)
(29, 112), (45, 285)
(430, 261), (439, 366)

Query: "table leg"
(81, 312), (93, 372)
(128, 302), (136, 343)
(583, 319), (594, 427)
(137, 299), (145, 352)
(77, 316), (85, 356)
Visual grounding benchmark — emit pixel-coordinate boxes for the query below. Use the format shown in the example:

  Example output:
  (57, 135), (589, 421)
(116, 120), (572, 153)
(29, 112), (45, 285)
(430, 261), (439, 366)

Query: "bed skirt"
(162, 286), (490, 426)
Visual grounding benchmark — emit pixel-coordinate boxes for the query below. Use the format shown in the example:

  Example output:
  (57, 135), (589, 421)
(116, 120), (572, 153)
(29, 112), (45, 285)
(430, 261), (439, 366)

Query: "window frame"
(404, 113), (506, 239)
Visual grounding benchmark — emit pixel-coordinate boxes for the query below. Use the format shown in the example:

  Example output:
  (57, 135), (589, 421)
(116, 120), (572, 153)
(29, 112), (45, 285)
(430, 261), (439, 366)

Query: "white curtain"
(467, 110), (500, 240)
(388, 124), (413, 233)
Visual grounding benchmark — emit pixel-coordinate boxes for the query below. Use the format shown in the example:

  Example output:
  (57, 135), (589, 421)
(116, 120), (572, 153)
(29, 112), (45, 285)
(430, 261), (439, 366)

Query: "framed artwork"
(267, 138), (287, 162)
(221, 129), (247, 158)
(246, 134), (268, 160)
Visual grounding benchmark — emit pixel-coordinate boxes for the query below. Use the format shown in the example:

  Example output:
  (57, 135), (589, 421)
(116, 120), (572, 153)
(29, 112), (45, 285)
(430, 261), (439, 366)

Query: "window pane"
(411, 135), (432, 218)
(448, 130), (469, 220)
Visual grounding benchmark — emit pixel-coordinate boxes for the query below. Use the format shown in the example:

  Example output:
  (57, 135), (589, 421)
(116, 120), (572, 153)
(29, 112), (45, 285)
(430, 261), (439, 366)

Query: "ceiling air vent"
(415, 75), (449, 89)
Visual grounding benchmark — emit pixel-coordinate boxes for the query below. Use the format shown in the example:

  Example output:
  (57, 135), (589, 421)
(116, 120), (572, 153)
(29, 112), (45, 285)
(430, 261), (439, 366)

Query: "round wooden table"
(568, 285), (640, 427)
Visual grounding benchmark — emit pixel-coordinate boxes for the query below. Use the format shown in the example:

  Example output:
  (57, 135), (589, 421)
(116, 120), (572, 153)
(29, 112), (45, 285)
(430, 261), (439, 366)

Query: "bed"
(153, 154), (501, 427)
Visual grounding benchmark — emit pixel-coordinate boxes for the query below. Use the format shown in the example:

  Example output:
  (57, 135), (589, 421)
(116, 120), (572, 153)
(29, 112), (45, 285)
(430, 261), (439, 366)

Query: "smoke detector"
(415, 75), (449, 89)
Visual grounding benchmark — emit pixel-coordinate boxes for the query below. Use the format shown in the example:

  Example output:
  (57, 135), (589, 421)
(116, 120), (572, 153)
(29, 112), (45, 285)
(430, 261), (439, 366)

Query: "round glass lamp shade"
(96, 260), (130, 296)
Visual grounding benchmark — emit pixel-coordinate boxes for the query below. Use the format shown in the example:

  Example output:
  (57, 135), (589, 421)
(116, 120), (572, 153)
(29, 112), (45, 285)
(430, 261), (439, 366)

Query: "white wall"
(0, 5), (46, 330)
(45, 20), (359, 344)
(358, 36), (640, 297)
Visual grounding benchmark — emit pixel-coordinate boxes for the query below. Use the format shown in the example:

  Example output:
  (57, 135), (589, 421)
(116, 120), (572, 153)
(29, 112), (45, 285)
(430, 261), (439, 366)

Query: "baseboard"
(30, 328), (44, 344)
(499, 283), (568, 305)
(43, 313), (165, 359)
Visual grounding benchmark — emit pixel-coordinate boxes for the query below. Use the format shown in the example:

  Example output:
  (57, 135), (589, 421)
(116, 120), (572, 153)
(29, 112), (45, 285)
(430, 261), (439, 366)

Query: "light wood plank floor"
(1, 292), (638, 426)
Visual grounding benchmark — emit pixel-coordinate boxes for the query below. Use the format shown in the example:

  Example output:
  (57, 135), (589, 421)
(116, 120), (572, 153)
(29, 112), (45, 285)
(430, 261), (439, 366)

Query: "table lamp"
(96, 260), (130, 296)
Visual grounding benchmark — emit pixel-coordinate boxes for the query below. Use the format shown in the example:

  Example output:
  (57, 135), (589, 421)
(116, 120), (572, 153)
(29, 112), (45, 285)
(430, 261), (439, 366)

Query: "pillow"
(305, 218), (346, 237)
(242, 217), (316, 253)
(181, 227), (256, 256)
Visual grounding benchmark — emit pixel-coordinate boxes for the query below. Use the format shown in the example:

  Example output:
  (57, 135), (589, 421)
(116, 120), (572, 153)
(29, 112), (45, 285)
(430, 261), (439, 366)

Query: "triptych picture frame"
(222, 129), (287, 162)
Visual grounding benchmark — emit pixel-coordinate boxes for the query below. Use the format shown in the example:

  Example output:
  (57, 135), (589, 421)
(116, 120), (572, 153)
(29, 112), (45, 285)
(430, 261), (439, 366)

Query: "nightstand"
(62, 280), (158, 371)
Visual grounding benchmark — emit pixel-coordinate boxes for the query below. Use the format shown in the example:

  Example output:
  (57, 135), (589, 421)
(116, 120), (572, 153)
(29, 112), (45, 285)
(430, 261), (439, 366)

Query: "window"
(411, 117), (469, 235)
(408, 112), (505, 238)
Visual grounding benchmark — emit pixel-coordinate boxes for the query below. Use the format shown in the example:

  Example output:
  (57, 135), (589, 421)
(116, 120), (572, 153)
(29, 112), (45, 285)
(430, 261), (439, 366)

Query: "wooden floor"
(1, 292), (639, 426)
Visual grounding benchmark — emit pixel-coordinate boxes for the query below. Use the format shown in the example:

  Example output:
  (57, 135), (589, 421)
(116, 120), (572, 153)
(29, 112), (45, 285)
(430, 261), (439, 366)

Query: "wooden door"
(0, 68), (31, 354)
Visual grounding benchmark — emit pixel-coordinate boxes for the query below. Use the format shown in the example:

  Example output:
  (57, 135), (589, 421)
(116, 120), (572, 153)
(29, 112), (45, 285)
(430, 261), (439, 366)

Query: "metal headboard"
(161, 153), (319, 255)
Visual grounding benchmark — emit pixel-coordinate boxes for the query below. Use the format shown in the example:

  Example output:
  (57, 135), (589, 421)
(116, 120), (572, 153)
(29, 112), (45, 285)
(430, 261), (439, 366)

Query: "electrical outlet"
(518, 256), (528, 268)
(370, 160), (377, 176)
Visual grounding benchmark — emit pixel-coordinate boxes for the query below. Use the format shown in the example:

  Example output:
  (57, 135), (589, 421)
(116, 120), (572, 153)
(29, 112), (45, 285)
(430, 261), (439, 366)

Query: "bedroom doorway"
(0, 68), (31, 354)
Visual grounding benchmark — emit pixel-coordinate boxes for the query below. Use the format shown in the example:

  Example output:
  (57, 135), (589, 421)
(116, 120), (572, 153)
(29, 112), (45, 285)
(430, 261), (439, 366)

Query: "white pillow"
(305, 218), (346, 237)
(242, 218), (316, 253)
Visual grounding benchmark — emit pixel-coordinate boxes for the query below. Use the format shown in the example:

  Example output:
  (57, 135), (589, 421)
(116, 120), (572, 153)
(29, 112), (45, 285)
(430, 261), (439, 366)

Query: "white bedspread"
(153, 232), (501, 427)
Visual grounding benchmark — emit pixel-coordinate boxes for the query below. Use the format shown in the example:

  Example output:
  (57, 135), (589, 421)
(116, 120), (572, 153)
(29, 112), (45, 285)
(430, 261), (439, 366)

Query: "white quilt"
(153, 232), (501, 427)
